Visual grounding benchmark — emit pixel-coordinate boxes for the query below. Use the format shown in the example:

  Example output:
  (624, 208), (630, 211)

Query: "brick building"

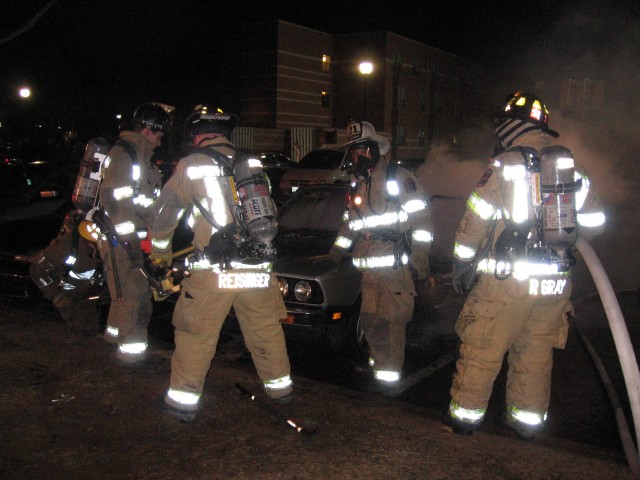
(234, 20), (491, 162)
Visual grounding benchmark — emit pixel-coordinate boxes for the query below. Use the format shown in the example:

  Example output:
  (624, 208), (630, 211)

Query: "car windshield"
(296, 149), (345, 170)
(278, 186), (348, 232)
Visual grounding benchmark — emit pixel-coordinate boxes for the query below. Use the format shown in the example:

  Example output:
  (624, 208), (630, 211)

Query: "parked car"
(279, 145), (350, 197)
(0, 143), (80, 299)
(273, 184), (364, 354)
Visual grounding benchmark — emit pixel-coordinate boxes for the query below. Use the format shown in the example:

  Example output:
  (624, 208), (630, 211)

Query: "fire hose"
(575, 236), (640, 478)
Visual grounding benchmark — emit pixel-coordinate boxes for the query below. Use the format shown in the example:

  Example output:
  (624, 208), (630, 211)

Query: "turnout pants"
(169, 270), (290, 396)
(450, 274), (572, 416)
(98, 239), (152, 347)
(360, 267), (415, 374)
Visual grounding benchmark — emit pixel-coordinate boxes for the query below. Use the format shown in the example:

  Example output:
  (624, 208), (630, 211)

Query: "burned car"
(273, 184), (362, 348)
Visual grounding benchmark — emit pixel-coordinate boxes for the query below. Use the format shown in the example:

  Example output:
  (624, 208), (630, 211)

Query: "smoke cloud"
(523, 2), (640, 295)
(419, 2), (640, 295)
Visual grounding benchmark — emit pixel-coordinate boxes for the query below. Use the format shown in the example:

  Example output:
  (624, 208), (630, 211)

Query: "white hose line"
(574, 318), (640, 478)
(575, 236), (640, 466)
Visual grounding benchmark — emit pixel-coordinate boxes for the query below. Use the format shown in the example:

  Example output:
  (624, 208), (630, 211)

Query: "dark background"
(3, 0), (639, 140)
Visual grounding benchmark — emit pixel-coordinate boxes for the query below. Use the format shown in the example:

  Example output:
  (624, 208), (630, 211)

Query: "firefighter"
(443, 92), (606, 439)
(330, 120), (433, 391)
(97, 103), (171, 365)
(150, 106), (292, 421)
(29, 209), (104, 336)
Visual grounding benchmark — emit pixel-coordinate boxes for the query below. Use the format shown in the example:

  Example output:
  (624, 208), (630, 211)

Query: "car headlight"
(278, 277), (289, 298)
(294, 280), (312, 301)
(275, 276), (324, 304)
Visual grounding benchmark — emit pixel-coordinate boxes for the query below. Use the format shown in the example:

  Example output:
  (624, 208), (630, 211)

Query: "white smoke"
(523, 3), (640, 296)
(415, 0), (640, 294)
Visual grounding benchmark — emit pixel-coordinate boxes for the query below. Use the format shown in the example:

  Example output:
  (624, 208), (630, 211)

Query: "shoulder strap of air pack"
(113, 139), (141, 197)
(187, 146), (242, 229)
(190, 146), (235, 175)
(504, 145), (540, 173)
(385, 161), (401, 202)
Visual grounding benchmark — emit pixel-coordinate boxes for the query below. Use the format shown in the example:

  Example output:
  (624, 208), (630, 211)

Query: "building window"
(395, 125), (405, 146)
(321, 91), (330, 108)
(397, 87), (407, 109)
(393, 50), (402, 73)
(322, 54), (331, 72)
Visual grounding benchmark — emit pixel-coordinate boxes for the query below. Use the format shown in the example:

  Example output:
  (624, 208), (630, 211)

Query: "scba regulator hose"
(575, 236), (640, 477)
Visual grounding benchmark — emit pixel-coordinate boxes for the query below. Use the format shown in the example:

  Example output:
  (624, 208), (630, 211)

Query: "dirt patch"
(0, 300), (633, 480)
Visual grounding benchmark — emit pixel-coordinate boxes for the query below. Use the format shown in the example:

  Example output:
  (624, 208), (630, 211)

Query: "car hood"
(274, 254), (334, 277)
(275, 228), (336, 253)
(282, 168), (349, 184)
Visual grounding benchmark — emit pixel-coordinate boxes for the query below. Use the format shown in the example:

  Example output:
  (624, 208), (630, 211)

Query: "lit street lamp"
(359, 61), (373, 119)
(18, 87), (31, 99)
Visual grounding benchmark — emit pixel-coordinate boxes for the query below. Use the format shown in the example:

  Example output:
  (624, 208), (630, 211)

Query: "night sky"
(2, 1), (640, 139)
(4, 0), (638, 135)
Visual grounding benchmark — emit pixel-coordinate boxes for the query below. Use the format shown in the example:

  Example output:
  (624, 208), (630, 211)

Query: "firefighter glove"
(452, 259), (474, 295)
(150, 250), (174, 268)
(409, 253), (429, 281)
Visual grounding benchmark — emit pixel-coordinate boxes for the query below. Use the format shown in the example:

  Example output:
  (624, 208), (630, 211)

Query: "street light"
(359, 61), (373, 119)
(18, 87), (31, 99)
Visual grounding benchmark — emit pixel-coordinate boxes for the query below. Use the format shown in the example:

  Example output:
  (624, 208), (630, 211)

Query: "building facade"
(236, 20), (491, 162)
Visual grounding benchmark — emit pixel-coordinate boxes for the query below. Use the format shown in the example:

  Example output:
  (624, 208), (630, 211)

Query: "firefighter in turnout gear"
(29, 209), (104, 336)
(150, 107), (292, 421)
(97, 102), (171, 364)
(444, 92), (606, 439)
(331, 121), (433, 391)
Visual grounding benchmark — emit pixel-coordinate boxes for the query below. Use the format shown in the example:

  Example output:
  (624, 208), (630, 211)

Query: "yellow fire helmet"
(78, 220), (101, 243)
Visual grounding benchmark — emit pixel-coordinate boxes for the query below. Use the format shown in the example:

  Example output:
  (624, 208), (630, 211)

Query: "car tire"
(328, 301), (369, 364)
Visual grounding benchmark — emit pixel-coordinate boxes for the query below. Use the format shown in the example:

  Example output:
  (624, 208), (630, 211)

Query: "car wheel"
(328, 302), (369, 363)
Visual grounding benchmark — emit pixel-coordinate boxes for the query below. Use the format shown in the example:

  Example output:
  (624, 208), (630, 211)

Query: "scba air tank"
(233, 153), (278, 245)
(539, 145), (579, 256)
(72, 137), (111, 212)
